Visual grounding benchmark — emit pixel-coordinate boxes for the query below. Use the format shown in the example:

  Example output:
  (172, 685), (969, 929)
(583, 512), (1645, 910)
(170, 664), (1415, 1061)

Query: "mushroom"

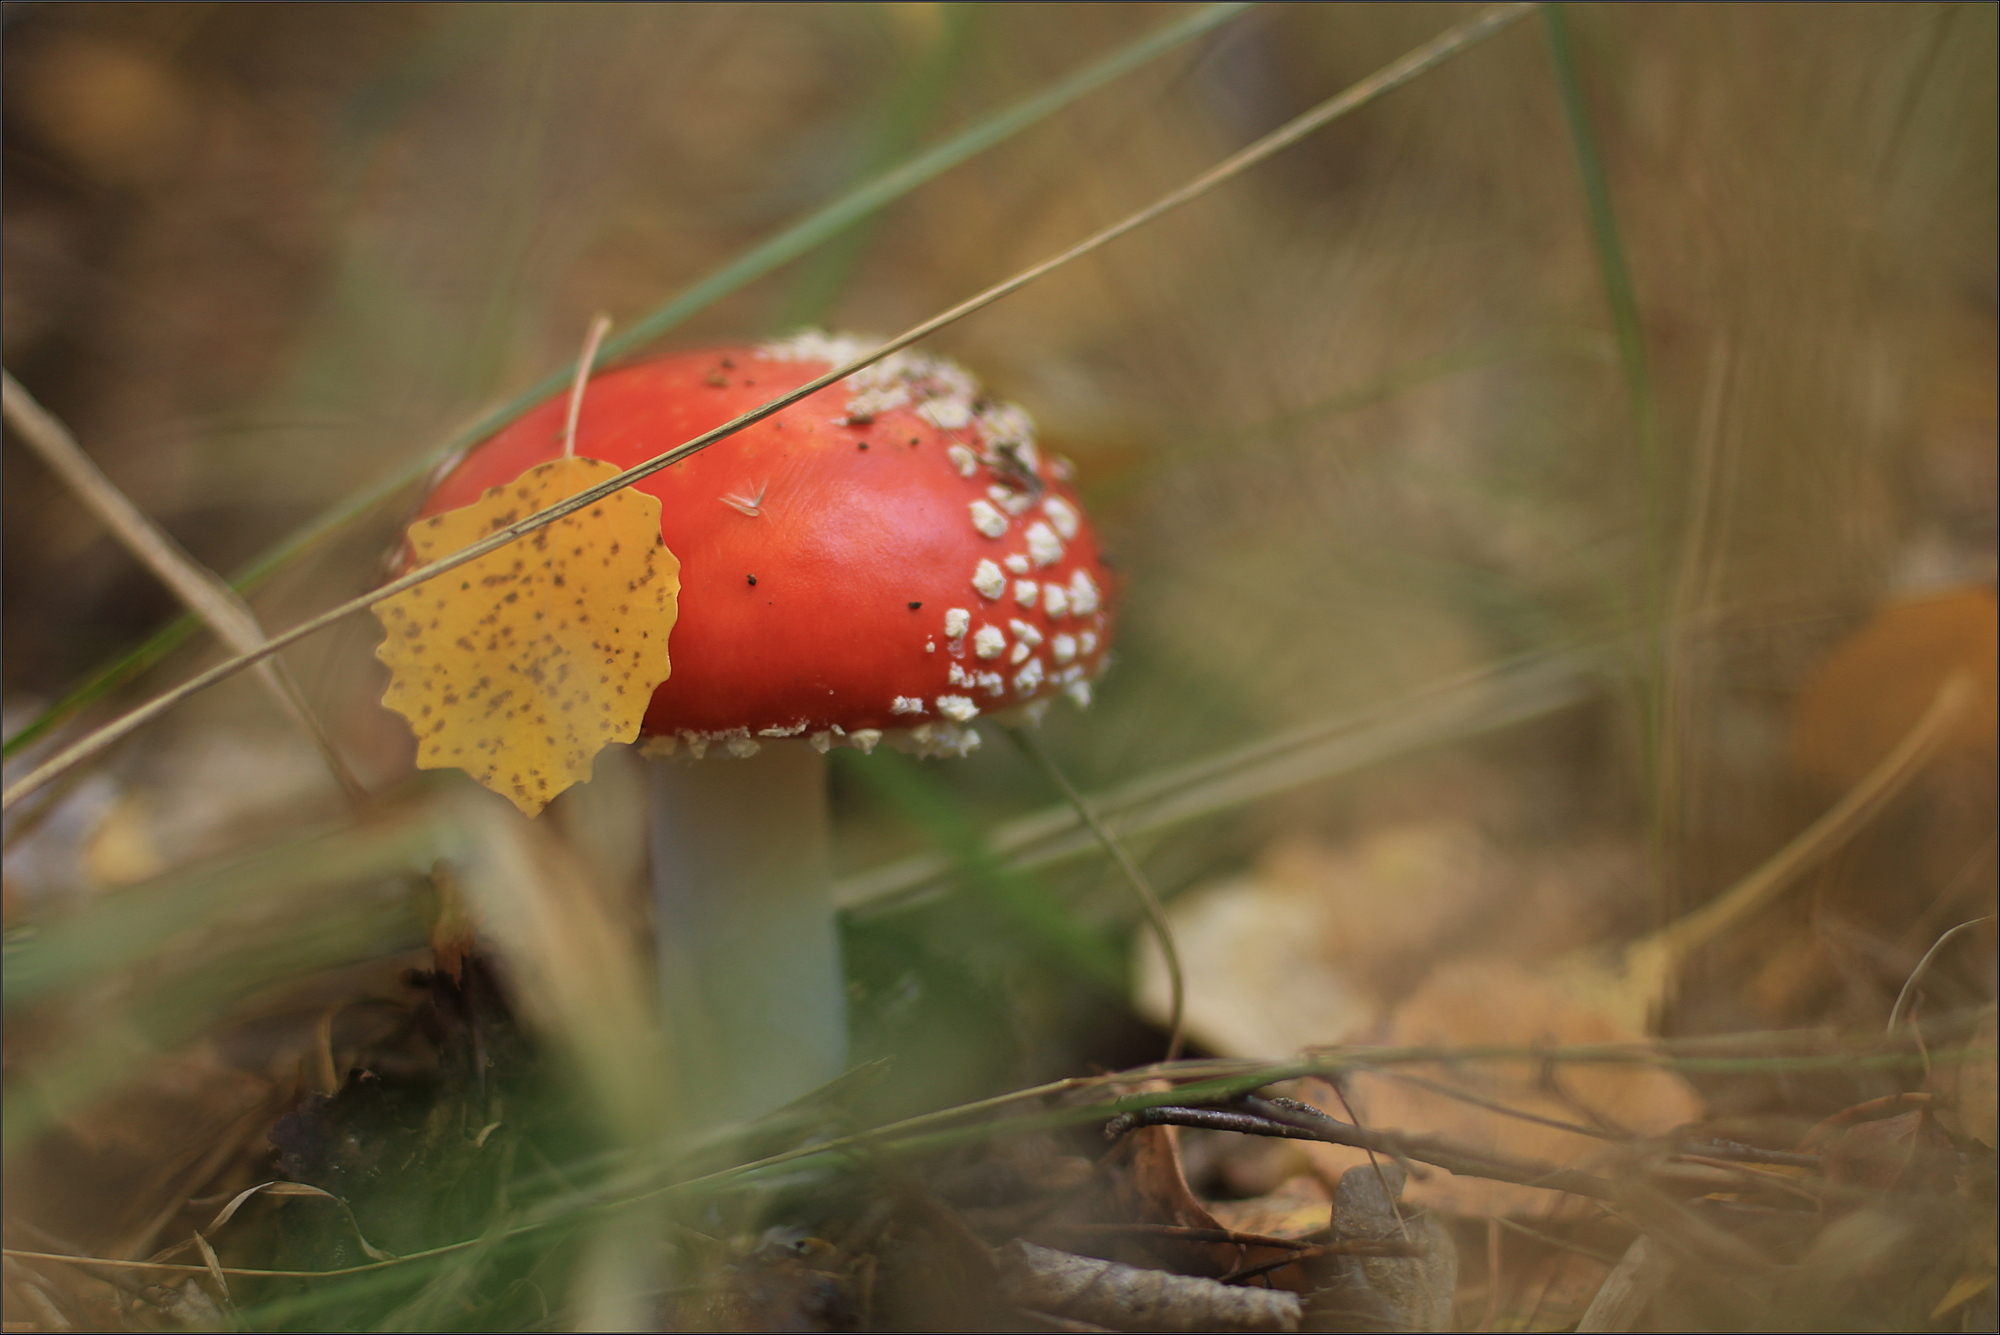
(407, 331), (1116, 1119)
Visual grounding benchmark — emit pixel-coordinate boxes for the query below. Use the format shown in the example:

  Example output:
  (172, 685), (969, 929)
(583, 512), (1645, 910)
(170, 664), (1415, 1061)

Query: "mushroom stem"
(645, 743), (847, 1122)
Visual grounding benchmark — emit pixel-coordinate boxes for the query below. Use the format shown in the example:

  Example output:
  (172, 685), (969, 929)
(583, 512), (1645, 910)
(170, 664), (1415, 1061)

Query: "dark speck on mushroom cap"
(411, 336), (1116, 748)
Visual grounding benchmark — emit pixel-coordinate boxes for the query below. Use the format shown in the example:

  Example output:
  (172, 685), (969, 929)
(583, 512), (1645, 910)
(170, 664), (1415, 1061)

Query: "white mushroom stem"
(645, 743), (847, 1123)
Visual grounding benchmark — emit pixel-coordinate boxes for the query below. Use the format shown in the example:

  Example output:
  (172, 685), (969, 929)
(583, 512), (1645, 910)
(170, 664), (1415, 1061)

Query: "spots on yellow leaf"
(373, 457), (678, 816)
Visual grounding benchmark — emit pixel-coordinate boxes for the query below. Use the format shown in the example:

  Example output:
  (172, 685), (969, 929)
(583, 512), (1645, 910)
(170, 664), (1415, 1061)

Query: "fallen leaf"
(1205, 1174), (1331, 1242)
(1308, 957), (1705, 1219)
(374, 457), (678, 816)
(1927, 1005), (1998, 1148)
(1103, 1079), (1304, 1282)
(1107, 1104), (1215, 1231)
(1792, 586), (1997, 788)
(1133, 822), (1502, 1056)
(1814, 1106), (1960, 1222)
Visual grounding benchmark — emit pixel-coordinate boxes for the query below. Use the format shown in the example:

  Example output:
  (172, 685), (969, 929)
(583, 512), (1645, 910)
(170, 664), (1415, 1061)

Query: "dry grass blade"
(0, 371), (365, 803)
(1889, 916), (1996, 1033)
(450, 795), (671, 1150)
(1010, 726), (1187, 1061)
(199, 1182), (395, 1262)
(190, 1231), (229, 1306)
(0, 3), (1252, 765)
(838, 651), (1588, 912)
(0, 2), (1538, 814)
(1618, 672), (1978, 1013)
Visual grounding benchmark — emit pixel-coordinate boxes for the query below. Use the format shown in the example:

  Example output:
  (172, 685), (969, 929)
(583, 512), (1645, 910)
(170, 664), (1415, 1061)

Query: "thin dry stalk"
(1010, 725), (1187, 1060)
(0, 2), (1537, 813)
(1618, 673), (1977, 1011)
(1, 372), (365, 803)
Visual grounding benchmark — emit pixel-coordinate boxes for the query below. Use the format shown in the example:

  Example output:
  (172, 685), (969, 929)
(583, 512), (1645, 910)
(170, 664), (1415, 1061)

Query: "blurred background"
(3, 3), (1994, 1330)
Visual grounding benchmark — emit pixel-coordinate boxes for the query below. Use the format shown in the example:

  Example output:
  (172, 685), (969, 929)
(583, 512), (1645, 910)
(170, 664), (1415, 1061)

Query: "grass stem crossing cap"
(412, 332), (1116, 760)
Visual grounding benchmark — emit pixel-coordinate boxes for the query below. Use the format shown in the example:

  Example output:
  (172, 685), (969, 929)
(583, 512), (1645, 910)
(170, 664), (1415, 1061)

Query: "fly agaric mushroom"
(406, 331), (1115, 1116)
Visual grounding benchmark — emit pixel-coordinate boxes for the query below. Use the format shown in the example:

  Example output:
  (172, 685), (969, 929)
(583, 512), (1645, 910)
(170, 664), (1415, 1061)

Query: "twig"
(1106, 1099), (1623, 1203)
(1039, 1223), (1319, 1251)
(1, 2), (1538, 813)
(997, 1239), (1302, 1333)
(7, 1020), (1980, 1292)
(1008, 725), (1185, 1060)
(1216, 1236), (1426, 1286)
(1, 372), (366, 805)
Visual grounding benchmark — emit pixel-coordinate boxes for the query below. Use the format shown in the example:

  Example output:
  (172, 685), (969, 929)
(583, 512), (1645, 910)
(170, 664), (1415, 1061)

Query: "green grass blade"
(1542, 4), (1670, 893)
(3, 809), (444, 1011)
(1542, 5), (1654, 476)
(836, 650), (1593, 915)
(771, 4), (984, 331)
(1, 1), (1253, 762)
(835, 748), (1127, 990)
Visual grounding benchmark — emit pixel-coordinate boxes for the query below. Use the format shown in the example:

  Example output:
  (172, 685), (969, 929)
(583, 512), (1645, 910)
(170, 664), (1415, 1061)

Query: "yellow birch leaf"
(374, 457), (678, 817)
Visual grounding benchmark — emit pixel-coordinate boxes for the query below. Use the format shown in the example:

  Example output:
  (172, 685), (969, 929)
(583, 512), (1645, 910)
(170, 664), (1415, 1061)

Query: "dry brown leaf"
(1792, 585), (1997, 787)
(1928, 1006), (1998, 1148)
(374, 457), (678, 816)
(1134, 822), (1501, 1056)
(1204, 1174), (1332, 1242)
(1106, 1085), (1229, 1242)
(1303, 958), (1705, 1218)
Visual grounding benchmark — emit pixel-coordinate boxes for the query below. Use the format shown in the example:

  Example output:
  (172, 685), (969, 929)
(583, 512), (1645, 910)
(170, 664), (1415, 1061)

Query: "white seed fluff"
(890, 696), (926, 715)
(972, 560), (1006, 600)
(935, 695), (980, 722)
(1025, 521), (1063, 567)
(1051, 633), (1077, 664)
(973, 626), (1006, 659)
(1042, 496), (1080, 540)
(969, 500), (1008, 538)
(1041, 583), (1070, 618)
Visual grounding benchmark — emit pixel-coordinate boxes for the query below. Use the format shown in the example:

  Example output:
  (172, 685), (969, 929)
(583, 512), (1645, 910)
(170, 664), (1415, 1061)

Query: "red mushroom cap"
(410, 333), (1115, 758)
